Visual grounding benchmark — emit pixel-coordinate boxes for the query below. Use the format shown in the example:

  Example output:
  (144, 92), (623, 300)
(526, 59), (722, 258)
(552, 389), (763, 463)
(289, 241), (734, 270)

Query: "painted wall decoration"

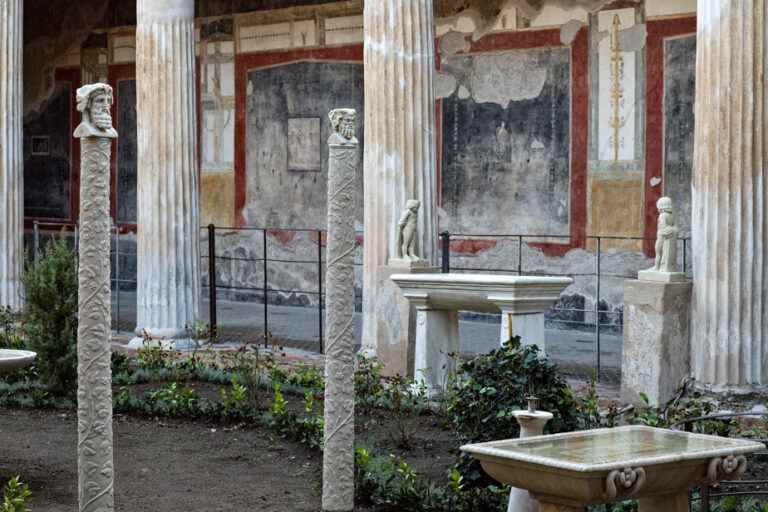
(288, 117), (321, 171)
(23, 82), (72, 220)
(663, 35), (695, 238)
(201, 39), (235, 174)
(117, 79), (137, 224)
(243, 61), (364, 229)
(440, 47), (571, 236)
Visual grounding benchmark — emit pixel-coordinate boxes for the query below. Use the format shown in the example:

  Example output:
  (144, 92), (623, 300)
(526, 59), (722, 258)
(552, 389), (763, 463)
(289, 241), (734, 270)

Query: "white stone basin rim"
(0, 349), (37, 372)
(390, 273), (574, 314)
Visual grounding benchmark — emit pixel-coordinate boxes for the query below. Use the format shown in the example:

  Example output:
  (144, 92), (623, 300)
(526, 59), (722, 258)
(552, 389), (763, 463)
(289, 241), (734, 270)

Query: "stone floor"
(111, 291), (623, 381)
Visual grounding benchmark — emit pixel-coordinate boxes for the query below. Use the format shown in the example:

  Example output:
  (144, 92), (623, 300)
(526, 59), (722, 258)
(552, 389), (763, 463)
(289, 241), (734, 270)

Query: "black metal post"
(263, 229), (269, 348)
(596, 236), (602, 380)
(207, 224), (217, 344)
(318, 230), (324, 353)
(440, 231), (450, 273)
(682, 238), (688, 274)
(518, 235), (523, 276)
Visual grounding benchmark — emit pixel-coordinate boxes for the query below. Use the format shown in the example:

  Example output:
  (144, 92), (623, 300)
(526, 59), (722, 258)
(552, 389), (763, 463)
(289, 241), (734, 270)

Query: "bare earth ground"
(0, 399), (458, 512)
(0, 408), (322, 512)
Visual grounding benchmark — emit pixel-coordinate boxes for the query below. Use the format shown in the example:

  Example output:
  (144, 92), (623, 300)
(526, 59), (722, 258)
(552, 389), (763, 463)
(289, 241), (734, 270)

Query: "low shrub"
(2, 477), (31, 512)
(23, 237), (78, 395)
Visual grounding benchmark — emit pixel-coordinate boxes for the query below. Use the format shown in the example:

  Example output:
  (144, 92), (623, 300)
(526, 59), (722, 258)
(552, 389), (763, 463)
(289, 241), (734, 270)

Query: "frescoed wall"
(242, 61), (364, 229)
(440, 47), (571, 236)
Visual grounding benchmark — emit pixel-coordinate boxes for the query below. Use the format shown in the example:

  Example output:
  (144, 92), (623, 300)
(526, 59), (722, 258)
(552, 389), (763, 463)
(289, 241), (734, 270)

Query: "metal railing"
(27, 222), (692, 375)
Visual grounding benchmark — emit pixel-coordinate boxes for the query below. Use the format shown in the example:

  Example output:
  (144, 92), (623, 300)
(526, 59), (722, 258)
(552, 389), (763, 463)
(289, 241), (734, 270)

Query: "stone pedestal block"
(372, 265), (439, 377)
(621, 280), (692, 406)
(500, 312), (546, 353)
(414, 308), (459, 393)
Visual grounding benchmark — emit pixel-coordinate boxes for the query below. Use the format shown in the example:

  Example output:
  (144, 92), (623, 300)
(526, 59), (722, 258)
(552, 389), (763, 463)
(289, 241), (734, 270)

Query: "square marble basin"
(462, 426), (765, 506)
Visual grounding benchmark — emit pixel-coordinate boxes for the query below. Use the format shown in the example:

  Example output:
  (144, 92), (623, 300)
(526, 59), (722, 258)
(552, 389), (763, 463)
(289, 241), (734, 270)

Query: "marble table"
(462, 425), (765, 511)
(0, 349), (36, 373)
(390, 273), (573, 393)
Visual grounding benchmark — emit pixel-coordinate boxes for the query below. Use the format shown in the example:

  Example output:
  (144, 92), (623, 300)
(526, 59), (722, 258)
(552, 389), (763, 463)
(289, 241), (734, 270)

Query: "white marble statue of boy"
(639, 196), (685, 282)
(396, 199), (421, 262)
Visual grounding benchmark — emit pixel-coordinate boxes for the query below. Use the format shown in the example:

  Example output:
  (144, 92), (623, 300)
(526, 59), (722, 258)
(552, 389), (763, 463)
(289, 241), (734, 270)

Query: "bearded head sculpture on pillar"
(74, 83), (118, 139)
(328, 108), (358, 145)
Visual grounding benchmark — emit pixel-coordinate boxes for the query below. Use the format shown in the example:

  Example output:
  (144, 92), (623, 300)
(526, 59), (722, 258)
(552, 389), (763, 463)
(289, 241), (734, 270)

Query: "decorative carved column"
(692, 0), (768, 388)
(74, 83), (117, 512)
(361, 0), (439, 368)
(322, 109), (358, 512)
(134, 0), (200, 342)
(0, 0), (23, 310)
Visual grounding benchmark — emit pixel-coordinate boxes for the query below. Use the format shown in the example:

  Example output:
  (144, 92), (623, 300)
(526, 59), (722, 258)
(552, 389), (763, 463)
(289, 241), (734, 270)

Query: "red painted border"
(25, 67), (81, 229)
(455, 28), (589, 257)
(109, 63), (138, 233)
(644, 16), (696, 255)
(234, 45), (364, 227)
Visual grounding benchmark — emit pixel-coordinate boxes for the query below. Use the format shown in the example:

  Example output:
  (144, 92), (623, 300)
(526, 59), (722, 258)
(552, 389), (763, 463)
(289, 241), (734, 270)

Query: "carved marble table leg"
(637, 492), (689, 512)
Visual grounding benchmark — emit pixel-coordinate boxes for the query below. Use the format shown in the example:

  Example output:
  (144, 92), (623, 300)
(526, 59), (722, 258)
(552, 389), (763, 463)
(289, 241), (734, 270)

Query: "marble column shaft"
(0, 0), (23, 310)
(692, 0), (768, 387)
(362, 0), (438, 355)
(76, 136), (115, 512)
(135, 0), (200, 339)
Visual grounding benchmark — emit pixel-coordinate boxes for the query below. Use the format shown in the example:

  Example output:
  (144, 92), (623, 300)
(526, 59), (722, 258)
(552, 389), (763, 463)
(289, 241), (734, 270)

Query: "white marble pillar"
(0, 0), (23, 310)
(692, 0), (768, 388)
(134, 0), (200, 342)
(361, 0), (439, 362)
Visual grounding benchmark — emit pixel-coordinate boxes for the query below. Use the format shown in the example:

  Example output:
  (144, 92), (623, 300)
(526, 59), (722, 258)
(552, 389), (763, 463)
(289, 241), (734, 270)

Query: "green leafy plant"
(377, 375), (427, 450)
(355, 354), (385, 415)
(23, 235), (78, 395)
(219, 376), (248, 416)
(146, 383), (200, 416)
(0, 307), (24, 350)
(2, 477), (31, 512)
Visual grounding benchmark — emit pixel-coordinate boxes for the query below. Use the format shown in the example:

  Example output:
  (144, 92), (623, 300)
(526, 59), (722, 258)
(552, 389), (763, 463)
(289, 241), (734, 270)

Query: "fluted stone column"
(692, 0), (768, 388)
(0, 0), (23, 310)
(133, 0), (200, 343)
(361, 0), (439, 369)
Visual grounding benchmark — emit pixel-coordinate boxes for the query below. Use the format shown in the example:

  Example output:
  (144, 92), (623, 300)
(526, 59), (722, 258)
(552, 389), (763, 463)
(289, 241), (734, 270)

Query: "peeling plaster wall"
(440, 47), (571, 235)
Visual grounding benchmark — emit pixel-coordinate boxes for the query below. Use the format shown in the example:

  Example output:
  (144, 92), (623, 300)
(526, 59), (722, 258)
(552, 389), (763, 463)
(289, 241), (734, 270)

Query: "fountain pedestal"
(508, 409), (553, 512)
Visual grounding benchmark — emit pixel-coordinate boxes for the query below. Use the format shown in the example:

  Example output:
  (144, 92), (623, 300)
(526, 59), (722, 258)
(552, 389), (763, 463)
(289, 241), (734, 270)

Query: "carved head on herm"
(328, 108), (357, 142)
(74, 83), (117, 139)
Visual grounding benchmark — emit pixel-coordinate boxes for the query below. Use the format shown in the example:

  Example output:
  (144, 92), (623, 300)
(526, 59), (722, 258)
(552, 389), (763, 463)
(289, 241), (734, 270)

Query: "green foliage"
(145, 383), (200, 416)
(2, 477), (31, 512)
(354, 449), (508, 512)
(450, 337), (579, 443)
(266, 384), (324, 449)
(23, 236), (78, 395)
(376, 375), (427, 450)
(219, 377), (248, 416)
(0, 307), (24, 350)
(355, 355), (385, 415)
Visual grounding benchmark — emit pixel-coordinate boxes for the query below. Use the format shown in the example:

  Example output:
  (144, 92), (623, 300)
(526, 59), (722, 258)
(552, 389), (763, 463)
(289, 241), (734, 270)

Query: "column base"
(508, 487), (537, 512)
(621, 279), (692, 406)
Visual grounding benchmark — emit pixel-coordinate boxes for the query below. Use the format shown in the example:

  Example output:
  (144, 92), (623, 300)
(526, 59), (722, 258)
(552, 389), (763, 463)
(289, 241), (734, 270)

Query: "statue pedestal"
(621, 279), (692, 406)
(372, 264), (439, 377)
(638, 269), (687, 283)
